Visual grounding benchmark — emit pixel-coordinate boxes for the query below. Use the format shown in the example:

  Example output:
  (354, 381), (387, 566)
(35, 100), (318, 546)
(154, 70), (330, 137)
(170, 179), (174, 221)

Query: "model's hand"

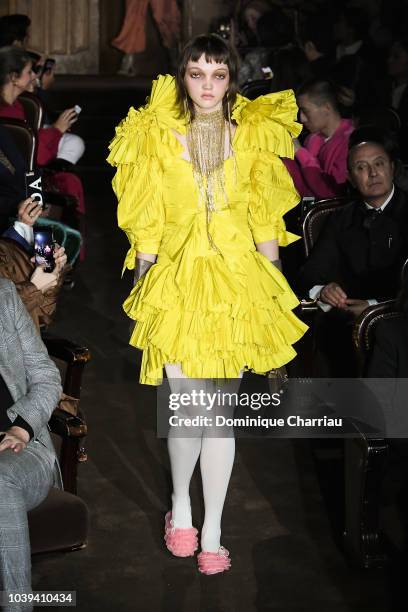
(133, 254), (156, 285)
(320, 283), (348, 308)
(0, 426), (29, 453)
(18, 197), (42, 226)
(30, 266), (58, 293)
(53, 108), (78, 133)
(344, 299), (370, 318)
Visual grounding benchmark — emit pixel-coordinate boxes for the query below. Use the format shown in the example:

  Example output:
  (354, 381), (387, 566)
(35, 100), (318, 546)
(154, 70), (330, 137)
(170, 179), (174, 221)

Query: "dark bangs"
(176, 34), (239, 121)
(186, 34), (231, 66)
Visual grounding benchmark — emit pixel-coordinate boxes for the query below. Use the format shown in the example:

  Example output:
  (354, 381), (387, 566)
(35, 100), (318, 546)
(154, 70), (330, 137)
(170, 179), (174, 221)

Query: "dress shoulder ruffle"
(107, 75), (182, 274)
(107, 74), (185, 166)
(232, 89), (302, 159)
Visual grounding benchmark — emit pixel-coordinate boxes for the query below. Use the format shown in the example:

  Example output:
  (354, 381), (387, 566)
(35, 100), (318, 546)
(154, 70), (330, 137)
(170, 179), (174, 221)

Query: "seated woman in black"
(0, 122), (30, 232)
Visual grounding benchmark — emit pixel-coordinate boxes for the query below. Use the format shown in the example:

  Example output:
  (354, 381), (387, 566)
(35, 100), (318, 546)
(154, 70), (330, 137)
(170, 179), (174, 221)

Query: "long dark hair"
(0, 46), (31, 103)
(176, 34), (239, 121)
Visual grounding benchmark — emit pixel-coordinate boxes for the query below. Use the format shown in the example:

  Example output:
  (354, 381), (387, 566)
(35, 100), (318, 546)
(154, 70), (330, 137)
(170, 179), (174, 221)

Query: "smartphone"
(43, 58), (55, 73)
(74, 104), (82, 115)
(34, 228), (55, 272)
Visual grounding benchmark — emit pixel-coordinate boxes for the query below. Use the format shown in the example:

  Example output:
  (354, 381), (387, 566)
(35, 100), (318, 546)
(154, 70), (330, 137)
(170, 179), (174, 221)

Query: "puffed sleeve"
(107, 107), (165, 274)
(112, 153), (164, 272)
(108, 75), (184, 274)
(249, 152), (300, 246)
(233, 89), (302, 246)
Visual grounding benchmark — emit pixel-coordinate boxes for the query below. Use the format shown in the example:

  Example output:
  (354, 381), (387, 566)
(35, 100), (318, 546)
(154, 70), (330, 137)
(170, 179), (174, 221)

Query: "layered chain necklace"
(186, 108), (229, 251)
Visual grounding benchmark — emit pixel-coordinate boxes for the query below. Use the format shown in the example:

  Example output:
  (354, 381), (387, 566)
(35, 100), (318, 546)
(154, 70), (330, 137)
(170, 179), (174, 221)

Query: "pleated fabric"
(107, 75), (308, 385)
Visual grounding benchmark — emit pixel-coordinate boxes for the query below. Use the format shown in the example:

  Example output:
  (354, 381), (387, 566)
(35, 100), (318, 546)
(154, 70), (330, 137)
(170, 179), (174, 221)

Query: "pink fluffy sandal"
(197, 546), (231, 575)
(164, 511), (198, 557)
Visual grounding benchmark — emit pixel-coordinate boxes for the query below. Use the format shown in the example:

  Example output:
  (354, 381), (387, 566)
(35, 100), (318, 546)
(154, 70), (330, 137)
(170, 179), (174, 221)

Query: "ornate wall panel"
(0, 0), (98, 73)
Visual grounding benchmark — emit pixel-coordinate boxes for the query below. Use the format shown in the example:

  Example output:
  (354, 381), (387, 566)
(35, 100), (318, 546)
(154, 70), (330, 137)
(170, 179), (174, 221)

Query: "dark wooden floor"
(30, 76), (394, 612)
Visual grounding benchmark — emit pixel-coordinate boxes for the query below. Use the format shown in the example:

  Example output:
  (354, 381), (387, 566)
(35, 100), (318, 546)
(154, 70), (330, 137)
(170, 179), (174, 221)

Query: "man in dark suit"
(298, 127), (408, 375)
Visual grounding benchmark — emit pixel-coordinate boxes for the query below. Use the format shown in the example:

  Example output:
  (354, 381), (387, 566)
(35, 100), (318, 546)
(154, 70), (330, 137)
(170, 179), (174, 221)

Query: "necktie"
(363, 207), (381, 230)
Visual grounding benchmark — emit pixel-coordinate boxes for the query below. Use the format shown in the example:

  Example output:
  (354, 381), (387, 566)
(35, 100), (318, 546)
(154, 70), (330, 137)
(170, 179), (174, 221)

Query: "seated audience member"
(298, 15), (335, 80)
(0, 47), (80, 167)
(332, 6), (387, 111)
(388, 38), (408, 161)
(367, 278), (408, 379)
(0, 278), (62, 607)
(238, 5), (294, 86)
(283, 79), (354, 199)
(238, 0), (274, 47)
(1, 198), (67, 330)
(298, 128), (408, 375)
(0, 13), (30, 48)
(269, 46), (311, 94)
(334, 6), (370, 63)
(0, 105), (81, 270)
(0, 47), (86, 219)
(365, 277), (408, 573)
(0, 120), (27, 232)
(30, 54), (85, 172)
(354, 106), (408, 192)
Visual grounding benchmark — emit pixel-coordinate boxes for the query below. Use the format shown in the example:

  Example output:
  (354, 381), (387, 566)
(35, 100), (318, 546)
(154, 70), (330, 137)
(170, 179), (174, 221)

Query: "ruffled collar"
(142, 75), (302, 158)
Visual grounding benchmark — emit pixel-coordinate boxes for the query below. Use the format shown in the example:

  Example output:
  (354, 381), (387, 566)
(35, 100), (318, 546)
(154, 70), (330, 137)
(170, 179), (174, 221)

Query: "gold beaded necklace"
(186, 108), (229, 251)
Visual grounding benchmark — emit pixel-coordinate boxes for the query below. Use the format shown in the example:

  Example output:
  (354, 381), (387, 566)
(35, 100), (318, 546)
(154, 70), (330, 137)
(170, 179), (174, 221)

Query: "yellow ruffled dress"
(107, 75), (308, 385)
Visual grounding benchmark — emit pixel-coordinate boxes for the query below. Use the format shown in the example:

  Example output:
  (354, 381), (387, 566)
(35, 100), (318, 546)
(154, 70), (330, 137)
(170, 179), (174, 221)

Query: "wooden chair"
(302, 197), (349, 259)
(0, 117), (37, 172)
(240, 79), (272, 100)
(28, 336), (91, 555)
(343, 301), (399, 568)
(294, 198), (351, 376)
(19, 91), (44, 133)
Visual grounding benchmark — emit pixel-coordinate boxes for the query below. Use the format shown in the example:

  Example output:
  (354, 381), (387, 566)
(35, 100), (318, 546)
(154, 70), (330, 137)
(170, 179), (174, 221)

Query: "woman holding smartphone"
(0, 46), (86, 225)
(108, 34), (306, 574)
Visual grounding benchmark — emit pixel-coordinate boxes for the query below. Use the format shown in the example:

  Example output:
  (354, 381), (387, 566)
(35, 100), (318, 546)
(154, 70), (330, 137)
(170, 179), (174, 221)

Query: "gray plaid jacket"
(0, 278), (63, 488)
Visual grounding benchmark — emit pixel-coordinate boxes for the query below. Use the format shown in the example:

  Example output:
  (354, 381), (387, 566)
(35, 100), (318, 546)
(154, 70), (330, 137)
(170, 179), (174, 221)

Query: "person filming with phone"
(1, 196), (67, 330)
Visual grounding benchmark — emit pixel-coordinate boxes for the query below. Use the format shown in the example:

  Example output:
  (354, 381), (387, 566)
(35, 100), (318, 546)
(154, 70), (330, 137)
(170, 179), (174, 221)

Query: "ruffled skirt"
(124, 251), (307, 385)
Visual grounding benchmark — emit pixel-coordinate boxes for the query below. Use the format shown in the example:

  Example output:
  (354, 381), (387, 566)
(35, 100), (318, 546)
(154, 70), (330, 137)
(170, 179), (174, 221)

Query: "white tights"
(165, 363), (240, 552)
